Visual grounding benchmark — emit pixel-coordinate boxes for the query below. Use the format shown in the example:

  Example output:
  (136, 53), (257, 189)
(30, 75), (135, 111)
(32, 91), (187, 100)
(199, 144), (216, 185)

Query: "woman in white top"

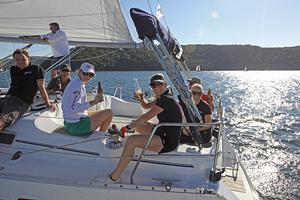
(62, 63), (113, 135)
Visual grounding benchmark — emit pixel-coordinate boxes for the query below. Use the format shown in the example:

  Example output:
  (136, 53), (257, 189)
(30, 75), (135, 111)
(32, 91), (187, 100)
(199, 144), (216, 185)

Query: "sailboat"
(195, 65), (201, 71)
(0, 1), (259, 200)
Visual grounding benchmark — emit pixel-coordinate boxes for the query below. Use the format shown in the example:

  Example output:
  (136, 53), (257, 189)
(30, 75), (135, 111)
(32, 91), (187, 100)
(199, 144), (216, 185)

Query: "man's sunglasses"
(192, 91), (202, 95)
(82, 71), (94, 78)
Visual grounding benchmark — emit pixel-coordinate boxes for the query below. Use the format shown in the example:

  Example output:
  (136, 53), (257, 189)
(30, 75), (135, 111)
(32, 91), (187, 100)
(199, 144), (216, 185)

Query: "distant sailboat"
(195, 65), (201, 71)
(243, 66), (248, 71)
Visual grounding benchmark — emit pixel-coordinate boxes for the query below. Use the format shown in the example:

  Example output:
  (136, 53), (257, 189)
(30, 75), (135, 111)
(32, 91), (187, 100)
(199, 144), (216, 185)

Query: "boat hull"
(0, 176), (226, 200)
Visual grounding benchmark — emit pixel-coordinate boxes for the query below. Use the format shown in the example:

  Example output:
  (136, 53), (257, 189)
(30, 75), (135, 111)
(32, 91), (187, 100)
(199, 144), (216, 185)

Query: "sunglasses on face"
(62, 69), (70, 72)
(192, 91), (202, 95)
(82, 71), (94, 78)
(150, 83), (163, 89)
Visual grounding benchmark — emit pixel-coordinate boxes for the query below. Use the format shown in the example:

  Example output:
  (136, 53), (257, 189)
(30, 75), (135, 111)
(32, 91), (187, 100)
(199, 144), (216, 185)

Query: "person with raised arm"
(19, 22), (69, 77)
(110, 74), (182, 182)
(62, 63), (113, 136)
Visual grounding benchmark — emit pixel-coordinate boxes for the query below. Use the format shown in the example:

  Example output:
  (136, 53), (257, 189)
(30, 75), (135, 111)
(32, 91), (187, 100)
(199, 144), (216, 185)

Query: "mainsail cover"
(130, 8), (183, 59)
(0, 0), (135, 48)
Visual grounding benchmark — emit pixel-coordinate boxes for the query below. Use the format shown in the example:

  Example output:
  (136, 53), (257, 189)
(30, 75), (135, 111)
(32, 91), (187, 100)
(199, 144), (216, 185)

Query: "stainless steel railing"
(130, 121), (223, 184)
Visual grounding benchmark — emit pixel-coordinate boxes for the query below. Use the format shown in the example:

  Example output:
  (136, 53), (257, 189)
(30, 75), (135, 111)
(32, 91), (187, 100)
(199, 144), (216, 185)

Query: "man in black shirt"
(0, 49), (55, 132)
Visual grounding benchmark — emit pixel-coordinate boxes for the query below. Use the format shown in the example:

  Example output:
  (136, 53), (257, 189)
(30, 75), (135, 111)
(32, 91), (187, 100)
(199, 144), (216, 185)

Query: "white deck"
(0, 95), (259, 200)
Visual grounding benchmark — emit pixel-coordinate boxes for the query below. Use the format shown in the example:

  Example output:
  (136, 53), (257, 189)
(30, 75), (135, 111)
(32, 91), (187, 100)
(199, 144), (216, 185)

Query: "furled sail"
(0, 0), (136, 48)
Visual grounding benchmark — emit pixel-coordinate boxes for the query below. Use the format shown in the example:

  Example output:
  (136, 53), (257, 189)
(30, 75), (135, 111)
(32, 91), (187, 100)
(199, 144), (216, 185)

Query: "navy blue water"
(2, 71), (300, 199)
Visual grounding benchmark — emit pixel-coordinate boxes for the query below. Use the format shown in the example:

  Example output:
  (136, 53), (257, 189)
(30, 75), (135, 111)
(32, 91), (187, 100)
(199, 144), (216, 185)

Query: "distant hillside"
(183, 44), (300, 70)
(41, 45), (300, 71)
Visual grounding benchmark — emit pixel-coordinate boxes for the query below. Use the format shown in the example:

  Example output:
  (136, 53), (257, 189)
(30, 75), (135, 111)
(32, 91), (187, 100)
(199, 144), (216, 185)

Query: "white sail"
(0, 0), (136, 48)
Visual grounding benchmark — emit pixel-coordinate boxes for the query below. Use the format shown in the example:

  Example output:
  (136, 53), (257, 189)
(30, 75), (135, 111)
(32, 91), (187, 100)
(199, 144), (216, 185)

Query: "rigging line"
(0, 44), (33, 75)
(31, 54), (53, 62)
(33, 46), (111, 61)
(99, 0), (107, 43)
(71, 49), (121, 61)
(0, 45), (12, 51)
(120, 0), (140, 41)
(28, 46), (50, 54)
(157, 0), (170, 31)
(0, 44), (32, 62)
(45, 47), (84, 73)
(147, 0), (154, 15)
(112, 0), (117, 43)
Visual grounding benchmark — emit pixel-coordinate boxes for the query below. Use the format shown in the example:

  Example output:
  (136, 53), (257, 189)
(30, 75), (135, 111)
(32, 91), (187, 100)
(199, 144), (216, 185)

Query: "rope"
(45, 47), (84, 73)
(157, 0), (170, 31)
(27, 48), (120, 64)
(71, 49), (121, 61)
(119, 0), (140, 41)
(147, 0), (154, 15)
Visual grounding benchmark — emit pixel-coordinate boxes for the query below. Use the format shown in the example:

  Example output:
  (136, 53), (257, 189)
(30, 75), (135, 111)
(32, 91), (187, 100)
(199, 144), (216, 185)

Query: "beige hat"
(191, 83), (203, 93)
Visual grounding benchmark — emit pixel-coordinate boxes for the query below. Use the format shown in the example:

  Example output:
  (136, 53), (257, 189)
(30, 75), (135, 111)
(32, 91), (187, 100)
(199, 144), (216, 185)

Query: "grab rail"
(113, 87), (123, 99)
(130, 121), (222, 184)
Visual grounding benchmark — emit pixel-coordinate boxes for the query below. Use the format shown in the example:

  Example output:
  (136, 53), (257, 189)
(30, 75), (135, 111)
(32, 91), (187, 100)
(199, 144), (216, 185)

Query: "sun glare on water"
(203, 70), (300, 199)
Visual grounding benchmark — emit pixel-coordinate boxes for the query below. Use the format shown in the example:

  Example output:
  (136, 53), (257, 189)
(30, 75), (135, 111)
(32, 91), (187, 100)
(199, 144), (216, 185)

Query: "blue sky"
(1, 0), (300, 58)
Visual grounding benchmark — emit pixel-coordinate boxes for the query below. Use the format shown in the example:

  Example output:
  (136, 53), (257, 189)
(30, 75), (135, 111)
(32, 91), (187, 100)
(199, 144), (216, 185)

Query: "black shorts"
(200, 129), (212, 143)
(179, 128), (212, 144)
(154, 126), (181, 154)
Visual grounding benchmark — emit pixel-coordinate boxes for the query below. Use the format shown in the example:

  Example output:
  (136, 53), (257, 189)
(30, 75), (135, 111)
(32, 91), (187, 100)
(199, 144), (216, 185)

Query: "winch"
(105, 124), (126, 149)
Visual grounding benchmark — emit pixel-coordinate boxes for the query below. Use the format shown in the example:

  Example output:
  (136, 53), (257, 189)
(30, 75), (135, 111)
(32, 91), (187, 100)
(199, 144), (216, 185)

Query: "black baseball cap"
(187, 76), (201, 84)
(149, 73), (166, 85)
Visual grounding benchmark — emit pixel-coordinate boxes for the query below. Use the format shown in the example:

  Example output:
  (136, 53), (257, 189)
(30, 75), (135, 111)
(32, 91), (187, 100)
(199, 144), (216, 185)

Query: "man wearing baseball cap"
(134, 73), (173, 109)
(47, 64), (71, 93)
(62, 62), (113, 136)
(110, 73), (182, 182)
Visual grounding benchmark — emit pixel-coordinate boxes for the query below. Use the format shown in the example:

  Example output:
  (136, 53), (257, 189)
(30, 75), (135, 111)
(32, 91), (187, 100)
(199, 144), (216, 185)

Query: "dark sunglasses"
(82, 71), (94, 78)
(62, 69), (70, 72)
(150, 83), (163, 89)
(192, 91), (202, 95)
